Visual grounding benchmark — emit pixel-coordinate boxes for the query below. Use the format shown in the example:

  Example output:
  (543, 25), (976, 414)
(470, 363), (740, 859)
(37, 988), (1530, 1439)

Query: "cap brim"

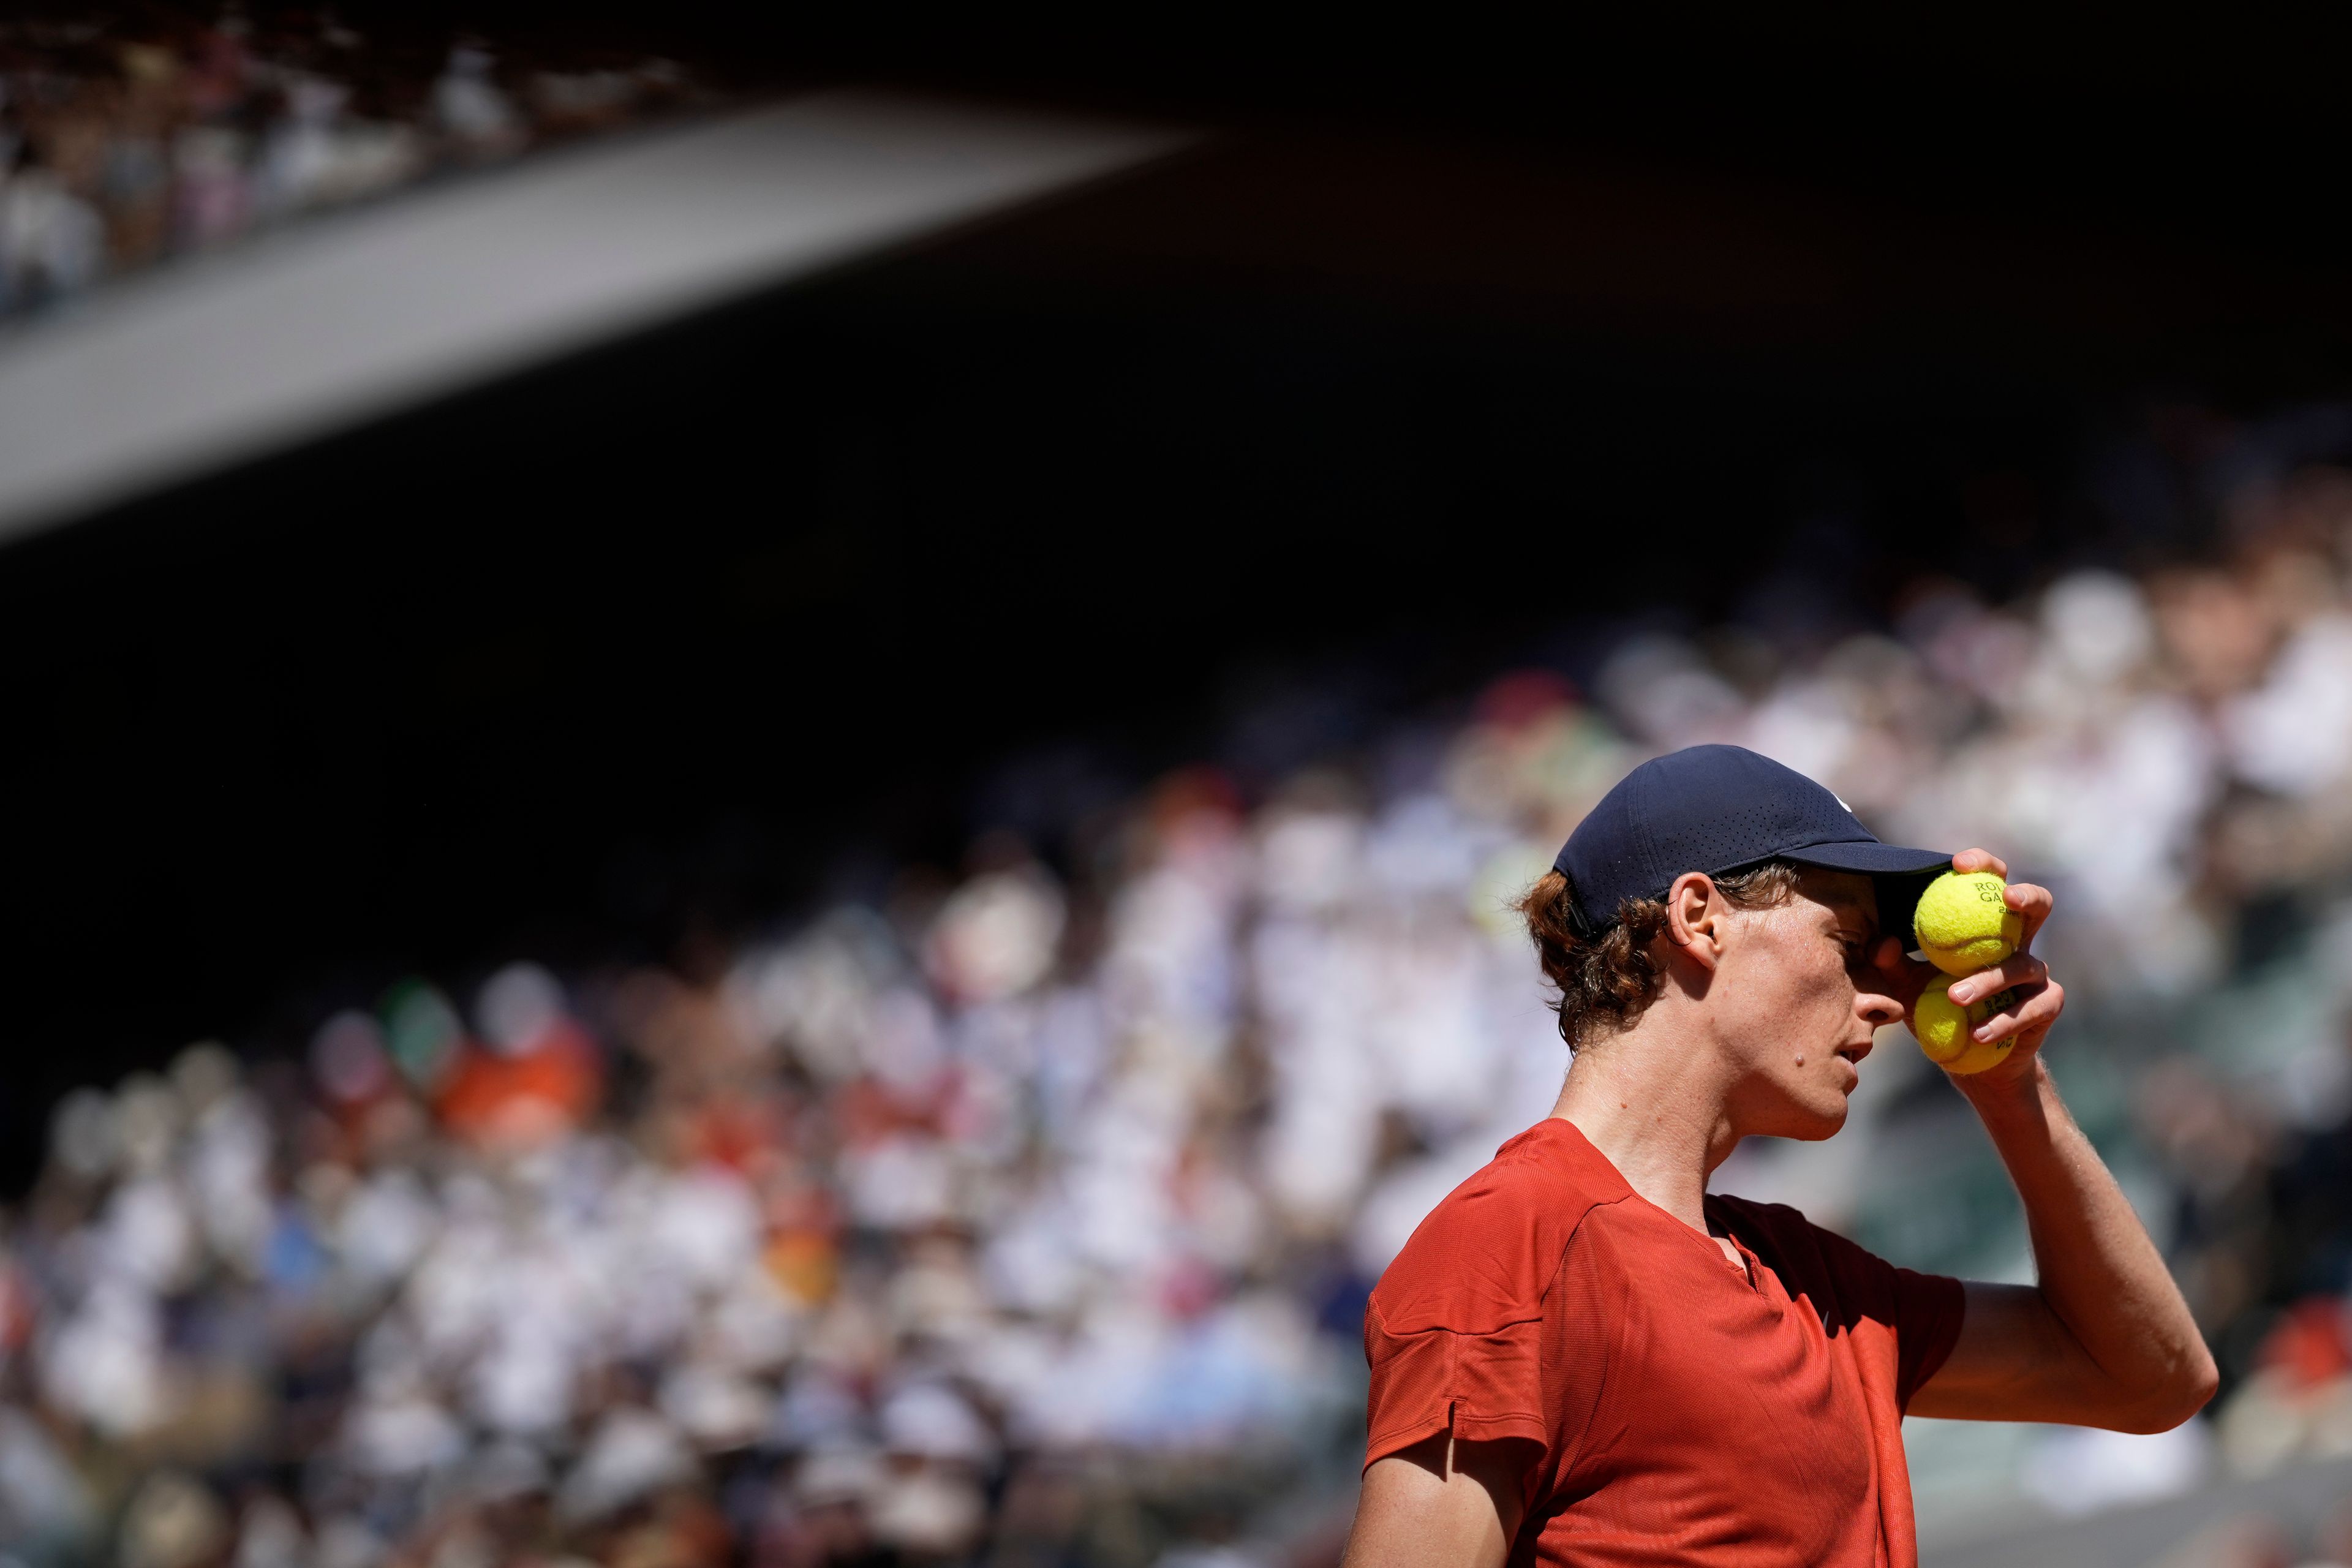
(1779, 841), (1952, 877)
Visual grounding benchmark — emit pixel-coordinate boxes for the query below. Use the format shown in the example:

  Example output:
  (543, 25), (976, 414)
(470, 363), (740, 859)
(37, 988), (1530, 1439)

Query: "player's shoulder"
(1711, 1192), (1898, 1292)
(1369, 1120), (1630, 1334)
(1711, 1191), (1863, 1251)
(1708, 1191), (1807, 1235)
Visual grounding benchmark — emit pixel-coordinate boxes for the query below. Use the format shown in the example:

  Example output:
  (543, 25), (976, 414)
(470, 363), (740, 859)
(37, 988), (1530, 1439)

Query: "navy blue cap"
(1553, 744), (1951, 935)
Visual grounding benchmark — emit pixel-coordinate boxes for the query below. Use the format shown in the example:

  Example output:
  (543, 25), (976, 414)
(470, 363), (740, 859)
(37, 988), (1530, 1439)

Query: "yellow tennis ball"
(1913, 870), (2022, 978)
(1910, 973), (2018, 1076)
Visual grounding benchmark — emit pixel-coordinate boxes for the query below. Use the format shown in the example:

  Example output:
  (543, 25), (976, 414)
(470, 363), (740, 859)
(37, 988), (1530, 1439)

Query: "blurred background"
(4, 7), (2352, 1567)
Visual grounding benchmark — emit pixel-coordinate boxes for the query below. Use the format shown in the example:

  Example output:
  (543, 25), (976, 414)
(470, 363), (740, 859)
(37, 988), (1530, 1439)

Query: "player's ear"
(1664, 872), (1724, 969)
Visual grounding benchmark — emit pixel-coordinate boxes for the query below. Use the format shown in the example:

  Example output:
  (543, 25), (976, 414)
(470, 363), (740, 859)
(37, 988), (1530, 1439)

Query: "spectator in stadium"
(0, 6), (707, 319)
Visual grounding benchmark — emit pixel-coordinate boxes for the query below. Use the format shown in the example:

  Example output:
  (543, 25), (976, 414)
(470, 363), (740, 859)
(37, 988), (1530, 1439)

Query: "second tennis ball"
(1912, 973), (2018, 1076)
(1913, 869), (2022, 977)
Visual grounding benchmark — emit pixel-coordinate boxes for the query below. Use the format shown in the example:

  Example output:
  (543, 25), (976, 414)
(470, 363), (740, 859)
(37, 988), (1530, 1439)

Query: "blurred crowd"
(0, 7), (716, 319)
(7, 460), (2352, 1567)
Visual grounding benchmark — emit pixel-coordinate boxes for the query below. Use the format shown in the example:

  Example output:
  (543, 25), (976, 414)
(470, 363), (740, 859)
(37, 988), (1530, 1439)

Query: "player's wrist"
(1950, 1052), (2051, 1121)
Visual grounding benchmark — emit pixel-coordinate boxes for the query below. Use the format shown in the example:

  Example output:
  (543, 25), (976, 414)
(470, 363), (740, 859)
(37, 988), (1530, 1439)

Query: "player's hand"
(1869, 941), (1939, 1011)
(1942, 847), (2064, 1085)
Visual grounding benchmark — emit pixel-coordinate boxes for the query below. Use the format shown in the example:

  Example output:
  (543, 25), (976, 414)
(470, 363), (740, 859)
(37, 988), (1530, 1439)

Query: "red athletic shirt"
(1363, 1118), (1966, 1568)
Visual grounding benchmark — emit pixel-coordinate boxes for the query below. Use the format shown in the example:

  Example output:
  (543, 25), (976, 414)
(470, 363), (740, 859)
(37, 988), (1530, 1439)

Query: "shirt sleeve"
(1362, 1298), (1550, 1468)
(1360, 1165), (1583, 1475)
(1889, 1262), (1967, 1410)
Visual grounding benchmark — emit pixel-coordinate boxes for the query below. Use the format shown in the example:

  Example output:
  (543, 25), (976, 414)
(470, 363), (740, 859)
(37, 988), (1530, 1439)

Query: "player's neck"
(1549, 1014), (1738, 1235)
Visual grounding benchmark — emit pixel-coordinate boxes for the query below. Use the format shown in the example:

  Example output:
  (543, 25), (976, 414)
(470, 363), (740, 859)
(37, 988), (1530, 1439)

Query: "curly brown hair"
(1517, 862), (1804, 1048)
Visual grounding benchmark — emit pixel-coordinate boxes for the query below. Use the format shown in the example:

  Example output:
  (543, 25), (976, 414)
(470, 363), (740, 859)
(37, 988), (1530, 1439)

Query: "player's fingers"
(2007, 881), (2054, 949)
(1870, 938), (1910, 998)
(1949, 952), (2048, 1006)
(1977, 979), (2065, 1043)
(1951, 846), (2010, 879)
(1871, 935), (1935, 993)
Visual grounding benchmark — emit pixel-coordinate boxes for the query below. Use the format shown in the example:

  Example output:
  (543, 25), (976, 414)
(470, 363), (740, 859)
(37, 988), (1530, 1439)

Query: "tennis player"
(1341, 745), (2215, 1568)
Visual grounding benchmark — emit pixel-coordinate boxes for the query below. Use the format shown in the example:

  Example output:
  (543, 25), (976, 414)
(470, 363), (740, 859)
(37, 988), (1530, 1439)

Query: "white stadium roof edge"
(0, 89), (1194, 542)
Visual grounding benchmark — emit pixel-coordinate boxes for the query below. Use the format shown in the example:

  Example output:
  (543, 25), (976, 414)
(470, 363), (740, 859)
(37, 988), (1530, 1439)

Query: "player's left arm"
(1902, 849), (2219, 1433)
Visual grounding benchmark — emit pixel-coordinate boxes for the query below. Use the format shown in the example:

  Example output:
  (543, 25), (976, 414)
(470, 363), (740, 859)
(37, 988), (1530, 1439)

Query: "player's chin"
(1784, 1080), (1855, 1140)
(1788, 1104), (1850, 1141)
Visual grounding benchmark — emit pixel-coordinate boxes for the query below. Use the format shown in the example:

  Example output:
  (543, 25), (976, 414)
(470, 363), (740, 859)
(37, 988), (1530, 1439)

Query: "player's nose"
(1855, 990), (1905, 1031)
